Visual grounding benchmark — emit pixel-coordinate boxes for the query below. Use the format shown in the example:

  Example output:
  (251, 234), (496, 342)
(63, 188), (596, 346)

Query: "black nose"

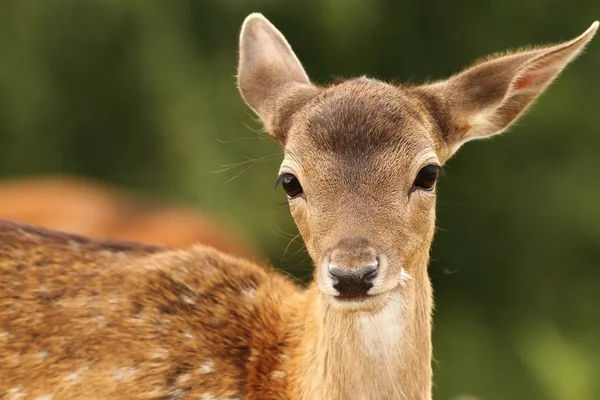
(329, 265), (379, 299)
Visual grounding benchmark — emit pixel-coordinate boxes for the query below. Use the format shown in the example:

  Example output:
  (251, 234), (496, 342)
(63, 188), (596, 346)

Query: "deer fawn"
(0, 13), (597, 400)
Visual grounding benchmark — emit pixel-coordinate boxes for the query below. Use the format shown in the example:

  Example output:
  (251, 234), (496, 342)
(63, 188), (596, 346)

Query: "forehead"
(286, 78), (437, 166)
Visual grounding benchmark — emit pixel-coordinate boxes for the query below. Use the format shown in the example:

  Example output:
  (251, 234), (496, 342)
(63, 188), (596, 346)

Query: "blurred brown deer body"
(0, 175), (255, 258)
(0, 14), (597, 400)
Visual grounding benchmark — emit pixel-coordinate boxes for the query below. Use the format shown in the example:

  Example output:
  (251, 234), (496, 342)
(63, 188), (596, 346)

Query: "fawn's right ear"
(238, 13), (318, 142)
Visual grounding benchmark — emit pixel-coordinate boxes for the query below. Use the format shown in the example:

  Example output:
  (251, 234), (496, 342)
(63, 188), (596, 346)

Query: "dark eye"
(412, 164), (440, 191)
(276, 173), (304, 199)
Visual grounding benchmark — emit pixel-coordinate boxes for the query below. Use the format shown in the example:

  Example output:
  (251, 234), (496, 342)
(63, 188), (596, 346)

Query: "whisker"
(291, 243), (307, 256)
(222, 164), (256, 184)
(282, 233), (302, 258)
(212, 153), (280, 174)
(241, 120), (277, 145)
(274, 267), (307, 286)
(215, 135), (264, 144)
(269, 221), (297, 239)
(287, 255), (312, 271)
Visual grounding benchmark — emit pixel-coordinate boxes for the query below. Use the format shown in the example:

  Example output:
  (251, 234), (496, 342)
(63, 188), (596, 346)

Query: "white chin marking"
(328, 296), (380, 312)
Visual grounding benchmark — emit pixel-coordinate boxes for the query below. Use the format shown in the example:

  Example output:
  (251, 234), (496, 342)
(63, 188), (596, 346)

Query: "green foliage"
(1, 1), (599, 398)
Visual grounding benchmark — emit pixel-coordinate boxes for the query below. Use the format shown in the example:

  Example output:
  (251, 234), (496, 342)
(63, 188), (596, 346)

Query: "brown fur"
(0, 219), (299, 399)
(0, 175), (256, 258)
(0, 14), (597, 400)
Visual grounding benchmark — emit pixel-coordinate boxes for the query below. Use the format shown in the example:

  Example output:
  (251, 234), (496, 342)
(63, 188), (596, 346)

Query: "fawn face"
(277, 79), (441, 304)
(237, 14), (597, 309)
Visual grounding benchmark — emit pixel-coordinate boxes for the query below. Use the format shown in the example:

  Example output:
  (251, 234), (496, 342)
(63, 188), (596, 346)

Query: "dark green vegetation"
(1, 1), (598, 399)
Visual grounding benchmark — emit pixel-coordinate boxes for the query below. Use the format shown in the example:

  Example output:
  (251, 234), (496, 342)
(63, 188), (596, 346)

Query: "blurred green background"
(1, 1), (599, 399)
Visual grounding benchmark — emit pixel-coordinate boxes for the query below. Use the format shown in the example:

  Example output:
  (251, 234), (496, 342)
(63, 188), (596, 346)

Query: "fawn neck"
(287, 251), (433, 400)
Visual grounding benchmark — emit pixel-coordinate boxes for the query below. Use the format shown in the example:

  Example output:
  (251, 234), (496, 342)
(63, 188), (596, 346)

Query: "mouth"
(326, 291), (389, 312)
(334, 292), (376, 302)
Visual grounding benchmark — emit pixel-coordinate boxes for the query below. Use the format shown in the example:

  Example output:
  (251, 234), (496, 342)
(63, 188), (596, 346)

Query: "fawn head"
(237, 14), (597, 310)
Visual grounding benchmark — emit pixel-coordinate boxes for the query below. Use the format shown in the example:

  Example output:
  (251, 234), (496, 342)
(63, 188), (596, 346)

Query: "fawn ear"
(421, 21), (598, 156)
(238, 13), (318, 142)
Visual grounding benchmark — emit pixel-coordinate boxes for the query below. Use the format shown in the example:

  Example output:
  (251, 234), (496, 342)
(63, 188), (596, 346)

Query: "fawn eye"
(276, 173), (304, 199)
(412, 164), (440, 191)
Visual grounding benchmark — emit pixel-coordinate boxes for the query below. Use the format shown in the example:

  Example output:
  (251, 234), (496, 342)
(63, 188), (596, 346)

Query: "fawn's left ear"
(419, 21), (598, 157)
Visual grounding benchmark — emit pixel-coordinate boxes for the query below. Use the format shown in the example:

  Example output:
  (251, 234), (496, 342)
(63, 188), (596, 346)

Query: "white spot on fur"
(112, 366), (138, 382)
(130, 312), (150, 325)
(171, 264), (186, 277)
(67, 240), (81, 249)
(7, 387), (24, 400)
(34, 395), (54, 400)
(160, 317), (171, 326)
(98, 250), (114, 258)
(151, 347), (169, 360)
(199, 360), (214, 374)
(248, 348), (260, 362)
(200, 394), (216, 400)
(270, 370), (285, 379)
(65, 371), (82, 384)
(240, 287), (258, 303)
(184, 330), (195, 341)
(176, 373), (191, 385)
(66, 364), (90, 383)
(0, 330), (13, 342)
(180, 294), (195, 305)
(36, 350), (48, 362)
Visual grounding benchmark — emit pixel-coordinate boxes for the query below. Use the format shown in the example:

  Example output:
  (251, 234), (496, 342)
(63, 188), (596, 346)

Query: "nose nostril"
(328, 269), (340, 285)
(361, 265), (379, 284)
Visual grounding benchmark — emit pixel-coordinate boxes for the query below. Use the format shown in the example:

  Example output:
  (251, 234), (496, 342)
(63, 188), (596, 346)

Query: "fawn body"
(0, 14), (597, 400)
